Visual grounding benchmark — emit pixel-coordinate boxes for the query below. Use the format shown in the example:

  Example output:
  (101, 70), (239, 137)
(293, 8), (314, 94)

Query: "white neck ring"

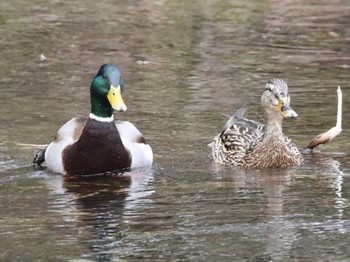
(89, 113), (114, 122)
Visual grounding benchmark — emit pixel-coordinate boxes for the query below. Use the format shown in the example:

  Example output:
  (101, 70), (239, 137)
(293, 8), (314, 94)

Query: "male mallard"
(33, 64), (153, 175)
(210, 79), (303, 168)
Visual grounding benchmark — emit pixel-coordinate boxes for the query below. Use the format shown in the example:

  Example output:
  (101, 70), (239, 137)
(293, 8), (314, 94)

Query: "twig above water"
(304, 86), (342, 152)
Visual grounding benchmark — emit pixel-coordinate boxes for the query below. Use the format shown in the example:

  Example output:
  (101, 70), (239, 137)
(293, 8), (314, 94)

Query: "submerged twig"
(16, 143), (47, 148)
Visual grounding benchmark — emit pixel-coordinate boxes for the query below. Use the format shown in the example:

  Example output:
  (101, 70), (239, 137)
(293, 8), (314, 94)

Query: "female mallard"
(210, 79), (303, 168)
(33, 64), (153, 175)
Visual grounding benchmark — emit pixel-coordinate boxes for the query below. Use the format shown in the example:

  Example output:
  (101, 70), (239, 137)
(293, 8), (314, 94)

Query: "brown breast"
(63, 118), (132, 176)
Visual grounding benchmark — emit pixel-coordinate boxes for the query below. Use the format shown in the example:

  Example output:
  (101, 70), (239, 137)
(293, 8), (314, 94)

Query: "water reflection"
(45, 168), (154, 260)
(304, 153), (347, 220)
(208, 165), (295, 259)
(210, 159), (348, 260)
(254, 169), (296, 261)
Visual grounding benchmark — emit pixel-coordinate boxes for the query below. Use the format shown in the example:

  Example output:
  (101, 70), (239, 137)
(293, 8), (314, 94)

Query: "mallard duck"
(210, 79), (303, 168)
(33, 64), (153, 175)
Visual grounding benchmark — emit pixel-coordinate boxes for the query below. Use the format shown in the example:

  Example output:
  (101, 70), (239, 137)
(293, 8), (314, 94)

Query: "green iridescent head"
(90, 64), (127, 118)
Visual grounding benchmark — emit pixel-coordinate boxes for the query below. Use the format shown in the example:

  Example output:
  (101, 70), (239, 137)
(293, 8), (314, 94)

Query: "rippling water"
(1, 0), (350, 261)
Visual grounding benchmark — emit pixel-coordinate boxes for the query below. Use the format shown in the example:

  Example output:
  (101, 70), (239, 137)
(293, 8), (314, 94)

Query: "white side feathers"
(116, 121), (153, 168)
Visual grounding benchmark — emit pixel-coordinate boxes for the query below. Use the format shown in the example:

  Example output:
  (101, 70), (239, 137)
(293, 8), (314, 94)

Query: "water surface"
(1, 0), (350, 261)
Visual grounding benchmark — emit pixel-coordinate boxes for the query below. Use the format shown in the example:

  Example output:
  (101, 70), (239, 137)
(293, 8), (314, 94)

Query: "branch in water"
(304, 86), (342, 152)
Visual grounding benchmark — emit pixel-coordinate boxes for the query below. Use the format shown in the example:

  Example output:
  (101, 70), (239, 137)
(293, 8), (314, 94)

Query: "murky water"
(1, 0), (350, 260)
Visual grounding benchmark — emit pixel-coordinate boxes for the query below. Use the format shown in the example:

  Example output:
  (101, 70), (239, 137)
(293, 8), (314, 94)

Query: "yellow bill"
(107, 85), (127, 112)
(279, 103), (298, 118)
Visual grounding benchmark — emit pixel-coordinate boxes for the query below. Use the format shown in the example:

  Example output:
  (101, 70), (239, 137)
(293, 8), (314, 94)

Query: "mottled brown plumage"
(210, 79), (303, 168)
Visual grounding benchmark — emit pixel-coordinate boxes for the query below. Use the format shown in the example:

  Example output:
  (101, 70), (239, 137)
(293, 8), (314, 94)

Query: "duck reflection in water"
(210, 161), (346, 260)
(45, 168), (154, 260)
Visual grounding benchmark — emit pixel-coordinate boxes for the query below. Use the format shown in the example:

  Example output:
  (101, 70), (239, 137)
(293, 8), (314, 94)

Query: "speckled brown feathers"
(210, 79), (303, 168)
(240, 130), (302, 168)
(211, 113), (302, 168)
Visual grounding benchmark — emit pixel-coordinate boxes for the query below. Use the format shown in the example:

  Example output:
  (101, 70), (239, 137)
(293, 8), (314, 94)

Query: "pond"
(1, 0), (350, 261)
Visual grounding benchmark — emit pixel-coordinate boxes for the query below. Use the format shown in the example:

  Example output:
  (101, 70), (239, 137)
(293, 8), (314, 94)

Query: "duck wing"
(220, 108), (264, 154)
(32, 117), (88, 170)
(115, 121), (153, 168)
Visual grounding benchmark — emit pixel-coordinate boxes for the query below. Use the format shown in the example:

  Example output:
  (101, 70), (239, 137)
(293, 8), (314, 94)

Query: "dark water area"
(1, 0), (350, 261)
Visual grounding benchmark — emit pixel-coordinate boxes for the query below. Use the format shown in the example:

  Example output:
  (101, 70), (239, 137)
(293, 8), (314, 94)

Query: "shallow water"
(1, 0), (350, 261)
